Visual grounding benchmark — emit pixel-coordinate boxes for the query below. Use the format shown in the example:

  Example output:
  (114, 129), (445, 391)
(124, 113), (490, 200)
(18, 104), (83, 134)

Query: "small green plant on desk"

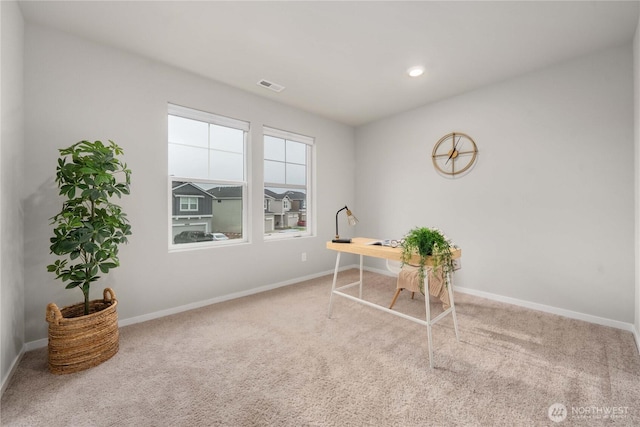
(400, 226), (455, 294)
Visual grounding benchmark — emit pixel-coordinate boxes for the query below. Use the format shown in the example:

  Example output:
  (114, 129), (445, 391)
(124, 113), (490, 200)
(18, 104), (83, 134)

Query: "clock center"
(447, 149), (459, 159)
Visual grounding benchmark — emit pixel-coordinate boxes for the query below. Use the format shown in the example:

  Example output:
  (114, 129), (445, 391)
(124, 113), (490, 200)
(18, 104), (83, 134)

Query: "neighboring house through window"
(168, 104), (248, 246)
(264, 126), (313, 238)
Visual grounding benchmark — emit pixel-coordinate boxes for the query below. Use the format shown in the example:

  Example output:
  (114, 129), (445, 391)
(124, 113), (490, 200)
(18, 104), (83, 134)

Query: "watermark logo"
(548, 403), (567, 423)
(548, 403), (630, 422)
(571, 405), (629, 420)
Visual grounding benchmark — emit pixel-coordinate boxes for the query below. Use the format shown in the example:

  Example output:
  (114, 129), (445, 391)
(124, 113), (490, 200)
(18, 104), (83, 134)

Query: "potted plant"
(46, 140), (131, 374)
(400, 226), (455, 294)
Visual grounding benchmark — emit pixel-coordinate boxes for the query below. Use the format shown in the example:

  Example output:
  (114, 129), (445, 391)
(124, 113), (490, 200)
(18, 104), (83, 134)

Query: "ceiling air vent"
(257, 79), (285, 93)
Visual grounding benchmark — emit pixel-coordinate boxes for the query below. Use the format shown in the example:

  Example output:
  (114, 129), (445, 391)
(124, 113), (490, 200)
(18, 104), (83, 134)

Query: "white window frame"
(179, 196), (199, 212)
(263, 126), (314, 240)
(169, 104), (249, 249)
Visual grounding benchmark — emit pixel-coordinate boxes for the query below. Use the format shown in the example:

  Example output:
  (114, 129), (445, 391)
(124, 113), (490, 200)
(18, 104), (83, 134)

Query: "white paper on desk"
(365, 239), (390, 246)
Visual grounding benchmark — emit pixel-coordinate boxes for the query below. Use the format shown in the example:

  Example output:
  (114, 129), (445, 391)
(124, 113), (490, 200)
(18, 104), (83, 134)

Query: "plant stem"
(82, 286), (89, 316)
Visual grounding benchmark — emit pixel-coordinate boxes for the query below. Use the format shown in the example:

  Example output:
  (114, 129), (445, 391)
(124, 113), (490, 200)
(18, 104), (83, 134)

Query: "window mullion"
(208, 123), (212, 179)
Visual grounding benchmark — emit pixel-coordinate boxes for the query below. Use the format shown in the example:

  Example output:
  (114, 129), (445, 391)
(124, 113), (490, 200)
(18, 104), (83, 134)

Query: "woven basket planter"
(46, 288), (119, 375)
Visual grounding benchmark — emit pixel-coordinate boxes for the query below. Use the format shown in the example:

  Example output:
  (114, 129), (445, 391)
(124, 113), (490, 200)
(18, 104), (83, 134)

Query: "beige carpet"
(2, 270), (639, 426)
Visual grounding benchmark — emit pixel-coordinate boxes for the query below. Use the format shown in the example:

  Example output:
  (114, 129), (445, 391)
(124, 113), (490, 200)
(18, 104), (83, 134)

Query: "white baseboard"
(24, 338), (47, 352)
(1, 346), (25, 396)
(454, 286), (635, 332)
(364, 265), (636, 333)
(634, 326), (640, 354)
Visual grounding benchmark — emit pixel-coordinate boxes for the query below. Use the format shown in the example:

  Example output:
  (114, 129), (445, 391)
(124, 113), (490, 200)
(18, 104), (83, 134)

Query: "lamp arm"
(335, 206), (348, 238)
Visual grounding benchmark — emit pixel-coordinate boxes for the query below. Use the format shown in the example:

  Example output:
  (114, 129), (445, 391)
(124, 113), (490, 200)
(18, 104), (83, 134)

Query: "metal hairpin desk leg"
(448, 271), (460, 341)
(424, 280), (434, 369)
(327, 252), (341, 318)
(358, 254), (363, 299)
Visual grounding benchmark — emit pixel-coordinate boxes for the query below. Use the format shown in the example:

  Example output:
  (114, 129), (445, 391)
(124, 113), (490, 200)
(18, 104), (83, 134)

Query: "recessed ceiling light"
(407, 66), (425, 77)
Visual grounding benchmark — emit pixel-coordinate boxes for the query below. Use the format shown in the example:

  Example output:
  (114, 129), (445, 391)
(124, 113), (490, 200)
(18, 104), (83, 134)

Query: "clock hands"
(445, 135), (461, 165)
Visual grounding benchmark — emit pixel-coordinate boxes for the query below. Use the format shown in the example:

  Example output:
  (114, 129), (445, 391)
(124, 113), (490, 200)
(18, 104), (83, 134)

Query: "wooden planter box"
(46, 288), (119, 374)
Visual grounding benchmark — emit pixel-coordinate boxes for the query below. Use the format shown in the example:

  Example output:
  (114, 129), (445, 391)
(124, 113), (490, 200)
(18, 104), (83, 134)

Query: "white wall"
(23, 24), (355, 343)
(355, 45), (635, 324)
(0, 0), (24, 391)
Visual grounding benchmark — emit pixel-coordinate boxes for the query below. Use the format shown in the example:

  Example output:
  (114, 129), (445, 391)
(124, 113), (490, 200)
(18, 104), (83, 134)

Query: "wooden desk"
(326, 237), (461, 368)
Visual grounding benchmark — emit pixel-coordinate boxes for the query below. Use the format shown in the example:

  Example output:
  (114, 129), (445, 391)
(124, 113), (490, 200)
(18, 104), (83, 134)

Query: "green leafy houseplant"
(47, 140), (131, 316)
(400, 226), (455, 294)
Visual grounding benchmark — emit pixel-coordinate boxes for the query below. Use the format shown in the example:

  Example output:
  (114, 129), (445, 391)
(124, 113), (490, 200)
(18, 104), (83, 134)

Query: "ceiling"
(18, 1), (640, 126)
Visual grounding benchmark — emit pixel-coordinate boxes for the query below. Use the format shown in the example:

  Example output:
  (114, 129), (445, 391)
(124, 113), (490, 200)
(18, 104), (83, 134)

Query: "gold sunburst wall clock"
(432, 132), (478, 176)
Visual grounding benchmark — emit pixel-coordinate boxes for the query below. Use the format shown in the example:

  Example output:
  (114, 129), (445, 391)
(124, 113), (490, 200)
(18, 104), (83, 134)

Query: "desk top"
(326, 237), (461, 266)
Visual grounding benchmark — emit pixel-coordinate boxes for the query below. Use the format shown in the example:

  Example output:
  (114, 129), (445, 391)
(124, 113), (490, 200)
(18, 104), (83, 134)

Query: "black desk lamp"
(332, 205), (358, 243)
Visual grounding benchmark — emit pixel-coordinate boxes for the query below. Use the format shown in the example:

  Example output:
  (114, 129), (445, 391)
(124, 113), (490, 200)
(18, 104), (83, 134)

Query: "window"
(169, 104), (248, 246)
(264, 126), (313, 238)
(179, 197), (199, 212)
